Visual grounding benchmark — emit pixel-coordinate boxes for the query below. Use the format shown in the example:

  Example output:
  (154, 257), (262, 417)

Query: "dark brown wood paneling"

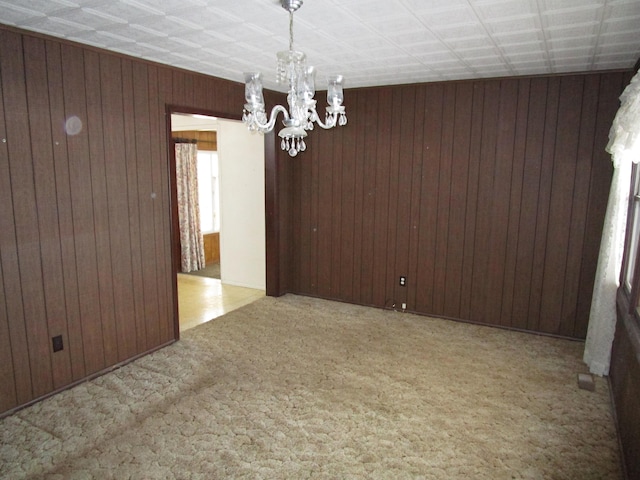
(575, 73), (626, 338)
(443, 82), (473, 317)
(135, 63), (162, 351)
(24, 36), (74, 389)
(309, 120), (320, 294)
(0, 39), (21, 411)
(317, 120), (334, 299)
(100, 53), (138, 362)
(159, 67), (173, 342)
(301, 128), (314, 293)
(330, 114), (345, 299)
(433, 83), (455, 316)
(85, 49), (119, 367)
(265, 127), (282, 297)
(0, 24), (263, 416)
(121, 58), (146, 354)
(0, 261), (17, 412)
(384, 88), (404, 307)
(154, 66), (173, 345)
(60, 43), (105, 376)
(406, 86), (426, 313)
(527, 77), (559, 332)
(459, 81), (485, 320)
(132, 61), (156, 353)
(469, 80), (500, 323)
(1, 30), (53, 399)
(359, 89), (380, 306)
(539, 76), (584, 336)
(611, 296), (640, 480)
(394, 86), (418, 308)
(371, 89), (393, 306)
(0, 21), (629, 417)
(276, 129), (291, 296)
(415, 82), (444, 315)
(485, 79), (518, 326)
(288, 72), (625, 339)
(339, 97), (357, 303)
(512, 77), (547, 330)
(500, 79), (530, 329)
(289, 140), (302, 292)
(45, 40), (86, 382)
(563, 75), (597, 338)
(350, 91), (367, 303)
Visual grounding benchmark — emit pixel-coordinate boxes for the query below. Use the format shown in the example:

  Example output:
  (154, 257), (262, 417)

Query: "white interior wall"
(217, 119), (266, 290)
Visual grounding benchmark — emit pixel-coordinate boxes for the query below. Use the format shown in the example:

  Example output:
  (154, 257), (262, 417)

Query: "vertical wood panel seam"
(573, 75), (599, 335)
(46, 38), (75, 378)
(527, 78), (551, 330)
(560, 76), (585, 334)
(60, 45), (88, 376)
(466, 83), (484, 319)
(83, 51), (108, 367)
(26, 38), (62, 384)
(407, 86), (425, 311)
(510, 79), (532, 328)
(15, 34), (45, 396)
(0, 57), (21, 405)
(460, 85), (475, 319)
(499, 79), (521, 326)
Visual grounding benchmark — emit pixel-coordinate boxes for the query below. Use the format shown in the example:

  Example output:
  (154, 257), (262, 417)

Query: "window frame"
(196, 149), (220, 235)
(620, 163), (640, 317)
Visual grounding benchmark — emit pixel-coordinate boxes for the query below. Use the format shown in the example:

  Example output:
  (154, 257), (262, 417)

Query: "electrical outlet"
(399, 276), (406, 286)
(52, 335), (63, 352)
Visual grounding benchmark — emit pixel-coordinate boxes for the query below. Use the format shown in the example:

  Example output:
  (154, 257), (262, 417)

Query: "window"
(197, 150), (220, 234)
(623, 166), (640, 290)
(620, 163), (640, 316)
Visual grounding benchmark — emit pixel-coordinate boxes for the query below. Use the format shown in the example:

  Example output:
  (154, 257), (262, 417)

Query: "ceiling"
(0, 0), (638, 92)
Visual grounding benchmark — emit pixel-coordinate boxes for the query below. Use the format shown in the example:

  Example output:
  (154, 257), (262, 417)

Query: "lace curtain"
(175, 142), (206, 273)
(584, 71), (640, 375)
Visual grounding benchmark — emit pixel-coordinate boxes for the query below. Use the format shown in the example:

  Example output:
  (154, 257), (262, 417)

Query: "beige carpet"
(184, 262), (220, 279)
(0, 295), (621, 479)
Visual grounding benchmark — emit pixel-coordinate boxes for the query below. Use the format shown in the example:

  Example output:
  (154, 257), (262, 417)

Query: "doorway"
(171, 113), (221, 278)
(170, 112), (266, 332)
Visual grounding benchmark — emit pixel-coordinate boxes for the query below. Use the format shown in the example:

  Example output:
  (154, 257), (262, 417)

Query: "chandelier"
(242, 0), (347, 157)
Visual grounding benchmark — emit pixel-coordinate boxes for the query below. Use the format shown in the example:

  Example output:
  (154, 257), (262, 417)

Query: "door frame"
(165, 105), (280, 340)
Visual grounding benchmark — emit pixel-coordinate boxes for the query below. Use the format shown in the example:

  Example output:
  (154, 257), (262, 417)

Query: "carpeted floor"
(184, 262), (220, 279)
(0, 295), (621, 479)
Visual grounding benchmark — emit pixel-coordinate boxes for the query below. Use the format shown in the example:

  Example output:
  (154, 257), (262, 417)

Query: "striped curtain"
(175, 142), (205, 273)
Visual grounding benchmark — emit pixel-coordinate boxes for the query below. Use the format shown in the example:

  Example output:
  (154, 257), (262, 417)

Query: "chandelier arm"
(250, 104), (291, 131)
(308, 106), (338, 130)
(268, 104), (291, 130)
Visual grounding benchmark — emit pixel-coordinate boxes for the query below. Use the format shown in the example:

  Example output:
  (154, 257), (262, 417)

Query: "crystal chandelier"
(242, 0), (347, 157)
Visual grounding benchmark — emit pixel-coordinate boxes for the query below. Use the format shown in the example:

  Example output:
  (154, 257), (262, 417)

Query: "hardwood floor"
(177, 274), (264, 332)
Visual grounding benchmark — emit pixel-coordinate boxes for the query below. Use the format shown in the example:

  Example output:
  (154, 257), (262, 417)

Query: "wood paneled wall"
(172, 130), (217, 151)
(0, 23), (630, 417)
(0, 25), (252, 415)
(286, 72), (628, 339)
(611, 295), (640, 480)
(203, 233), (220, 265)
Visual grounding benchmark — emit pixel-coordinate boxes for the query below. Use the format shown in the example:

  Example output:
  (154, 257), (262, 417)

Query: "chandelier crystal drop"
(242, 0), (347, 157)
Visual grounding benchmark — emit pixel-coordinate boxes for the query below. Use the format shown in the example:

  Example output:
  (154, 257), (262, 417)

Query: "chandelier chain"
(289, 11), (294, 52)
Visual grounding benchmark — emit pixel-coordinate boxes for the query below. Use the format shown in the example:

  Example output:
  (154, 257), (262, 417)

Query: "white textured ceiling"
(0, 0), (638, 92)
